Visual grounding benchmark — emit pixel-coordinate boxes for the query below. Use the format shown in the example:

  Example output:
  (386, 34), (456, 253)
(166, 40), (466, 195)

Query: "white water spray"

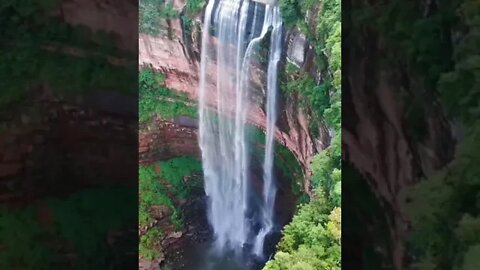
(253, 6), (283, 257)
(198, 0), (283, 256)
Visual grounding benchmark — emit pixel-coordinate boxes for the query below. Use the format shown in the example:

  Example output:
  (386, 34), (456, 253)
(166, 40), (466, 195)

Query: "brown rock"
(161, 231), (183, 247)
(150, 205), (171, 220)
(166, 231), (183, 239)
(0, 163), (22, 177)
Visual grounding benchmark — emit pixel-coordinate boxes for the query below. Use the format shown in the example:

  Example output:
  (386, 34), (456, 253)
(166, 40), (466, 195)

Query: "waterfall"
(253, 6), (283, 257)
(198, 0), (283, 256)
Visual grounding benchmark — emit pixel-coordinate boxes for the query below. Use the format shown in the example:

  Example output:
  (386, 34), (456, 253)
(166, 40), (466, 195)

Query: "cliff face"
(138, 0), (329, 190)
(0, 88), (137, 204)
(343, 18), (455, 269)
(139, 116), (200, 164)
(60, 0), (138, 52)
(0, 0), (139, 203)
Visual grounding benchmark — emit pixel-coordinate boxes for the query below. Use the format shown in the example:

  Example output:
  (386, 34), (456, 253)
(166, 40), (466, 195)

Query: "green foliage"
(350, 1), (463, 143)
(264, 194), (341, 270)
(185, 0), (205, 14)
(279, 0), (341, 131)
(279, 0), (303, 28)
(284, 70), (331, 121)
(400, 1), (480, 268)
(0, 207), (51, 269)
(0, 1), (136, 106)
(266, 134), (342, 269)
(0, 187), (136, 269)
(139, 228), (163, 261)
(0, 47), (136, 106)
(463, 245), (480, 270)
(311, 134), (341, 200)
(267, 2), (341, 268)
(158, 156), (203, 200)
(437, 1), (480, 124)
(139, 166), (174, 222)
(180, 0), (205, 39)
(139, 67), (197, 122)
(0, 1), (131, 57)
(139, 0), (179, 36)
(404, 124), (480, 269)
(139, 156), (202, 259)
(142, 156), (201, 215)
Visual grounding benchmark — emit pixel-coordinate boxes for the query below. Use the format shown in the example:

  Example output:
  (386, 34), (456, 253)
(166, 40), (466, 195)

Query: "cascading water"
(253, 6), (283, 257)
(198, 0), (283, 257)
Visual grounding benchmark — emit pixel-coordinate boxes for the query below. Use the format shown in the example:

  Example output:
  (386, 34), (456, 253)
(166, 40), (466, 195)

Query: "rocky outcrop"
(139, 116), (200, 164)
(286, 29), (308, 68)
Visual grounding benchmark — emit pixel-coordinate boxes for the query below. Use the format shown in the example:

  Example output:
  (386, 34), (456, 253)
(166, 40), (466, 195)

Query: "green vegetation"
(140, 227), (164, 261)
(350, 0), (459, 143)
(0, 0), (136, 106)
(405, 128), (480, 269)
(310, 134), (341, 204)
(185, 0), (205, 14)
(346, 0), (480, 268)
(183, 0), (205, 40)
(282, 64), (334, 130)
(265, 1), (341, 269)
(139, 156), (202, 259)
(399, 1), (480, 268)
(0, 187), (137, 269)
(140, 0), (204, 37)
(263, 162), (341, 268)
(264, 195), (340, 270)
(1, 47), (136, 106)
(139, 67), (197, 122)
(139, 0), (178, 36)
(279, 0), (341, 131)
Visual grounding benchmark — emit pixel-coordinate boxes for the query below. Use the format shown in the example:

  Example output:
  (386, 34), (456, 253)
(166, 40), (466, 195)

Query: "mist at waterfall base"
(195, 0), (284, 268)
(161, 176), (286, 270)
(163, 167), (288, 270)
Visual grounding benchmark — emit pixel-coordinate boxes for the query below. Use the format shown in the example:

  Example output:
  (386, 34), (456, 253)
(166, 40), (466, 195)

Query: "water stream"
(198, 0), (283, 261)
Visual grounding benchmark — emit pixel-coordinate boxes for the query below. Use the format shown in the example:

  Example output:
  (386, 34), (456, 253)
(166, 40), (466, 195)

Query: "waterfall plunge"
(198, 0), (283, 257)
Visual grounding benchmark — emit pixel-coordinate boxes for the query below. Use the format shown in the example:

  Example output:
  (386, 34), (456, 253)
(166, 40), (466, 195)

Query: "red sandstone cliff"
(138, 1), (329, 193)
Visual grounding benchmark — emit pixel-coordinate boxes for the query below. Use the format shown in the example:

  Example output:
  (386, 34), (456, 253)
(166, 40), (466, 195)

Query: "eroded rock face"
(61, 0), (138, 52)
(139, 116), (200, 164)
(343, 27), (454, 269)
(0, 89), (137, 203)
(138, 2), (328, 191)
(286, 29), (308, 67)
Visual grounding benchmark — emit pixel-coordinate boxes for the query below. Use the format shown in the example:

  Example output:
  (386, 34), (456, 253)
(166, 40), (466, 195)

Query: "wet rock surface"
(139, 195), (212, 270)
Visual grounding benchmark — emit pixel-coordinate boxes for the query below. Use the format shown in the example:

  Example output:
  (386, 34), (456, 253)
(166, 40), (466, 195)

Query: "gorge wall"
(343, 1), (457, 268)
(138, 0), (330, 193)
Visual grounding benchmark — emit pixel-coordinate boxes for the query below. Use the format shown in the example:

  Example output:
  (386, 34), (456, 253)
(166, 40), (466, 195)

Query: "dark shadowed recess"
(0, 0), (139, 269)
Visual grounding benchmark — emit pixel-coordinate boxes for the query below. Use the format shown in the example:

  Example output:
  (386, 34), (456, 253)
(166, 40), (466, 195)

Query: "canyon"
(137, 0), (330, 268)
(139, 0), (330, 196)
